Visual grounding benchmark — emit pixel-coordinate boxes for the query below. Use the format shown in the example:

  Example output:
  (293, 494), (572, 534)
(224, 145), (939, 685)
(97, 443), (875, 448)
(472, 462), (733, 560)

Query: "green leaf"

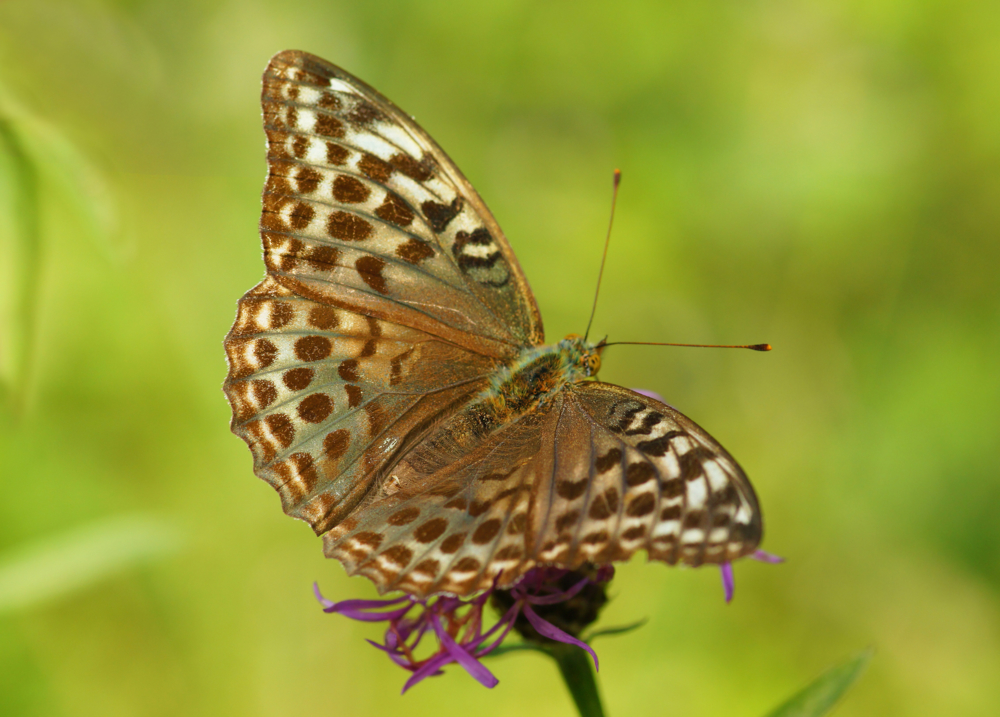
(0, 515), (183, 613)
(582, 617), (648, 642)
(0, 85), (119, 259)
(0, 85), (118, 415)
(764, 648), (874, 717)
(481, 641), (551, 658)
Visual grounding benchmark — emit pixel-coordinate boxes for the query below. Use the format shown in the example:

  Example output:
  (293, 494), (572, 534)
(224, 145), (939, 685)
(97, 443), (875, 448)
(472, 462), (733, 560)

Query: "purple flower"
(314, 565), (613, 693)
(719, 550), (785, 603)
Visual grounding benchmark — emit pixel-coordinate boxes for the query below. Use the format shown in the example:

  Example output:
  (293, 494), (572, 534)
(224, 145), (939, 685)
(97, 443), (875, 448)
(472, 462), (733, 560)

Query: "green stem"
(549, 644), (606, 717)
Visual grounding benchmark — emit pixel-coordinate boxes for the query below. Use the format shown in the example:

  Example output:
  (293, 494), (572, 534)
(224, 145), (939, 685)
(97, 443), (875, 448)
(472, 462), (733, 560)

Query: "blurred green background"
(1, 1), (998, 715)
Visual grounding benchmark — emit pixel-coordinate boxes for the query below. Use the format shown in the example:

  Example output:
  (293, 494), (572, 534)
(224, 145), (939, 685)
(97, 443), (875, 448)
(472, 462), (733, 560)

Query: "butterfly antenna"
(584, 169), (621, 342)
(602, 341), (772, 351)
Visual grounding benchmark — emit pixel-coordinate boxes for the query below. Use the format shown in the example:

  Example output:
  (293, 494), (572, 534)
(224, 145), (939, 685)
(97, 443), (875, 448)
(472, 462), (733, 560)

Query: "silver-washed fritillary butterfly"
(224, 50), (763, 598)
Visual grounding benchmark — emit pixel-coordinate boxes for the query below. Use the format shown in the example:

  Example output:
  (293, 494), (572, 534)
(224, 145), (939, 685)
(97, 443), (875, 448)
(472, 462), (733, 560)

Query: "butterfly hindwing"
(321, 385), (761, 597)
(542, 383), (762, 568)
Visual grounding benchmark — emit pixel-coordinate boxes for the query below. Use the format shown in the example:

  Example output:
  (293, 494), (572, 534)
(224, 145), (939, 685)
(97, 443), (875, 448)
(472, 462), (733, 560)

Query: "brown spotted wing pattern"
(225, 50), (763, 598)
(322, 383), (761, 596)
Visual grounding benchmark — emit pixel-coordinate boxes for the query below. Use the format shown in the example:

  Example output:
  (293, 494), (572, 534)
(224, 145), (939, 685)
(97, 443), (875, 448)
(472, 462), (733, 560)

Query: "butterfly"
(224, 50), (763, 598)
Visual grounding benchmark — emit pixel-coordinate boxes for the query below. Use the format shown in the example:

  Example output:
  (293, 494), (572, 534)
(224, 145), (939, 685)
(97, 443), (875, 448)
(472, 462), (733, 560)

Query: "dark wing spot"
(292, 135), (309, 158)
(626, 493), (656, 517)
(298, 393), (333, 423)
(712, 512), (730, 527)
(396, 238), (434, 265)
(295, 167), (321, 194)
(589, 498), (612, 520)
(295, 335), (332, 362)
(660, 505), (682, 520)
(332, 175), (370, 204)
(414, 518), (448, 543)
(287, 202), (315, 229)
(308, 305), (339, 329)
(328, 211), (373, 241)
(355, 255), (388, 293)
(265, 413), (295, 448)
(421, 197), (462, 232)
(468, 500), (490, 518)
(614, 404), (643, 433)
(305, 244), (341, 271)
(354, 531), (383, 549)
(375, 192), (414, 227)
(453, 228), (501, 271)
(453, 556), (481, 573)
(318, 92), (341, 111)
(625, 411), (664, 436)
(389, 152), (433, 181)
(365, 401), (388, 436)
(713, 484), (738, 506)
(326, 142), (349, 165)
(622, 526), (646, 540)
(582, 531), (609, 545)
(254, 339), (278, 367)
(413, 559), (440, 577)
(388, 507), (420, 526)
(637, 430), (685, 457)
(662, 480), (684, 498)
(389, 348), (413, 386)
(323, 429), (350, 461)
(345, 384), (363, 408)
(625, 462), (656, 487)
(283, 367), (314, 391)
(494, 545), (523, 561)
(288, 452), (318, 493)
(358, 153), (393, 182)
(381, 545), (413, 567)
(276, 237), (303, 272)
(555, 511), (580, 533)
(252, 380), (277, 408)
(439, 533), (466, 554)
(314, 114), (345, 138)
(556, 479), (587, 501)
(683, 511), (705, 529)
(680, 447), (715, 480)
(360, 339), (378, 357)
(293, 67), (329, 87)
(364, 316), (382, 337)
(595, 447), (622, 473)
(347, 100), (384, 126)
(472, 519), (502, 544)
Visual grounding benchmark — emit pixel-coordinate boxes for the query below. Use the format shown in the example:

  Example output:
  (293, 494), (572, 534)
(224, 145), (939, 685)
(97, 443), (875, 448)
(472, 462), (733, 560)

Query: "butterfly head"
(560, 333), (604, 379)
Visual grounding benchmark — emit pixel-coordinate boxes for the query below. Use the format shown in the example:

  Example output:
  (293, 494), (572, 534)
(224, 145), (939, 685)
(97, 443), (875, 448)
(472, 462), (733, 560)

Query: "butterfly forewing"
(260, 50), (543, 358)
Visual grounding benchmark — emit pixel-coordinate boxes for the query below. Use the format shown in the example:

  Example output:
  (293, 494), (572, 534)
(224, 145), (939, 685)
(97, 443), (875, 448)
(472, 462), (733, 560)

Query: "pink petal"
(720, 563), (734, 603)
(430, 613), (499, 689)
(523, 605), (599, 671)
(752, 549), (785, 564)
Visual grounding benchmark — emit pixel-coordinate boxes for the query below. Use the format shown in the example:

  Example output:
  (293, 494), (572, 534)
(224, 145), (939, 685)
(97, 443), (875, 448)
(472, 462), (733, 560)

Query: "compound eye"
(586, 354), (601, 374)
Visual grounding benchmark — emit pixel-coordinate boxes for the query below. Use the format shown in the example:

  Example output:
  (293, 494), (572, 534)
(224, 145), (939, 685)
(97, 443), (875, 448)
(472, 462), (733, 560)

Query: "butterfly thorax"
(485, 334), (600, 412)
(388, 336), (600, 482)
